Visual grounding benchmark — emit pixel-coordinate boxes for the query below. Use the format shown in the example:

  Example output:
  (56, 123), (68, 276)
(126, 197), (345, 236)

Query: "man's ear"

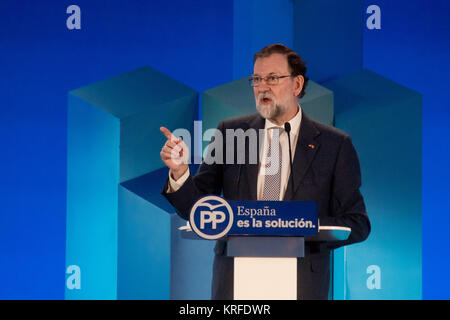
(294, 75), (304, 97)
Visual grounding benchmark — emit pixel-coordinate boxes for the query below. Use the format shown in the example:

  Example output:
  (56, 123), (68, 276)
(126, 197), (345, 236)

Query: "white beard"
(256, 92), (289, 121)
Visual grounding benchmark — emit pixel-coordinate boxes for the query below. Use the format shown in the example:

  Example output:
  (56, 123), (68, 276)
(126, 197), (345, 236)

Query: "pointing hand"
(160, 127), (189, 180)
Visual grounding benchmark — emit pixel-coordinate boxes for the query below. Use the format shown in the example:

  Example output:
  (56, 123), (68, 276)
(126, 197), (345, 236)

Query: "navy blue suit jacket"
(162, 111), (370, 300)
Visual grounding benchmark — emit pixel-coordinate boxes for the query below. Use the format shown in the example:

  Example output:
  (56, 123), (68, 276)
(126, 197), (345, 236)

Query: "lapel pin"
(308, 144), (315, 149)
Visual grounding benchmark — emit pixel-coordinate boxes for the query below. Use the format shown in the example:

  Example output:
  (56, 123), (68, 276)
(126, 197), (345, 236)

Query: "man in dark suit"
(160, 44), (370, 300)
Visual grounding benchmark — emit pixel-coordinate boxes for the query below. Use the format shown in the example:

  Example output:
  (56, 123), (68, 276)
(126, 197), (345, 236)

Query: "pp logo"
(190, 195), (233, 240)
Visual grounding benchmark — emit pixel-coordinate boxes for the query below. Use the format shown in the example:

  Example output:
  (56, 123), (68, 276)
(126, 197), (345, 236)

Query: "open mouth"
(261, 97), (272, 104)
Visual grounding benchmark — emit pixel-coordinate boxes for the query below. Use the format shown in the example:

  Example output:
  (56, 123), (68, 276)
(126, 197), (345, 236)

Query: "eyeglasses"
(249, 74), (291, 87)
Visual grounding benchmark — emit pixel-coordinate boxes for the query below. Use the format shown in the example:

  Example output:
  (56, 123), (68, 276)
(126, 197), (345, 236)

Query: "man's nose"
(257, 81), (271, 93)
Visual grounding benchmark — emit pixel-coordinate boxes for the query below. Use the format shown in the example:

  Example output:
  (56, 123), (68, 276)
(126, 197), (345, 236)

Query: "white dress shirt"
(257, 105), (302, 200)
(167, 105), (303, 198)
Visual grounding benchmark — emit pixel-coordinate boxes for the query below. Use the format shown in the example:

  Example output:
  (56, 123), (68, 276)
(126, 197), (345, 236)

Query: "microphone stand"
(284, 122), (295, 199)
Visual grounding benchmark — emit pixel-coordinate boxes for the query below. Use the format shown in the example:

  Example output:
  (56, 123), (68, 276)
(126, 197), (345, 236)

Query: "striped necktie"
(261, 127), (283, 201)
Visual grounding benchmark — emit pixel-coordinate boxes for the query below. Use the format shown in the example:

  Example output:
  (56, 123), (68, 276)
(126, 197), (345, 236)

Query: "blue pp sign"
(189, 195), (318, 240)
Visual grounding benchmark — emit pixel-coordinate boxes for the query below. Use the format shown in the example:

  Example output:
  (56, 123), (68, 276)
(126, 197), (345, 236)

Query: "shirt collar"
(264, 104), (302, 136)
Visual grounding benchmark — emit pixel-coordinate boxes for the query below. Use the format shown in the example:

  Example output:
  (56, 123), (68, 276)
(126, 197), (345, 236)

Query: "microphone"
(284, 122), (295, 199)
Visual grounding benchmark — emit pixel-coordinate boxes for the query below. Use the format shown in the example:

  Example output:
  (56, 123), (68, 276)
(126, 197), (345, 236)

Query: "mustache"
(257, 92), (275, 102)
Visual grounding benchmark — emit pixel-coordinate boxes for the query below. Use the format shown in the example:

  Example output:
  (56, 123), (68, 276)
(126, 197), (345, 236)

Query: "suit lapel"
(284, 112), (321, 200)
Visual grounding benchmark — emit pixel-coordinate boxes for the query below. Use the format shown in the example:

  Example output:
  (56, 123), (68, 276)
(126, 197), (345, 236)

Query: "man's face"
(253, 53), (300, 121)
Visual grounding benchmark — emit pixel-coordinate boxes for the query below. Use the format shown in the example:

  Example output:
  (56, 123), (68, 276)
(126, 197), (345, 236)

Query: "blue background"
(0, 0), (449, 299)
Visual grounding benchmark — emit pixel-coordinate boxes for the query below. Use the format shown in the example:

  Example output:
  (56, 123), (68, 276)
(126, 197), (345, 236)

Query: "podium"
(179, 223), (351, 300)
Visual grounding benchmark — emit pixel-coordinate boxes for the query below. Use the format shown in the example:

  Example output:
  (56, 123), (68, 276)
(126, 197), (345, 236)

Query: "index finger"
(160, 126), (177, 142)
